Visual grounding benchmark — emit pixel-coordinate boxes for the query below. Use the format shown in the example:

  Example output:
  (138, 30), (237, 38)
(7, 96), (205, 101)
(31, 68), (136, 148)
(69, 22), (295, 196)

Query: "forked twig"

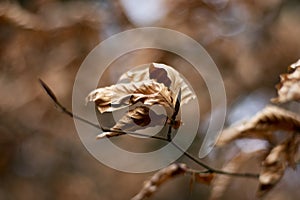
(39, 79), (259, 179)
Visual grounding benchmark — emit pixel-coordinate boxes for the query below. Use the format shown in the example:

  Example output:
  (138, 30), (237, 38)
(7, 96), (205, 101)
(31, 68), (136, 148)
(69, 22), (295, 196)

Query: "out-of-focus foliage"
(217, 105), (300, 198)
(1, 0), (300, 200)
(217, 106), (300, 146)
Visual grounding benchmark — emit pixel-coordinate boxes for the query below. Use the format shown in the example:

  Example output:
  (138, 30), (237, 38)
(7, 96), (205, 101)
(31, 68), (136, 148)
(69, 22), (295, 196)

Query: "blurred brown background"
(1, 0), (300, 199)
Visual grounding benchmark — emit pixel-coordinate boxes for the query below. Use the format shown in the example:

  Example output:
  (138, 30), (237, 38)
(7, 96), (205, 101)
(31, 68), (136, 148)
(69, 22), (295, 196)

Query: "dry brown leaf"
(272, 59), (300, 103)
(96, 106), (166, 139)
(131, 163), (188, 200)
(258, 145), (286, 197)
(210, 151), (265, 200)
(119, 63), (196, 105)
(86, 80), (175, 114)
(217, 105), (300, 146)
(194, 173), (215, 185)
(257, 134), (300, 197)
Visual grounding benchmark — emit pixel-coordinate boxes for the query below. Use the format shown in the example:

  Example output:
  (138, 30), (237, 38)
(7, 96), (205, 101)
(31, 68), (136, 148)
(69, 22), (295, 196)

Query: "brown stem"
(39, 79), (100, 129)
(170, 141), (258, 178)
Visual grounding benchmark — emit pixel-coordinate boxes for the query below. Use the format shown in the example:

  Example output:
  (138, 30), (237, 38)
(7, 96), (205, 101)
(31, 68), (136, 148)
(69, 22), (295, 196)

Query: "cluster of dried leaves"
(86, 63), (195, 139)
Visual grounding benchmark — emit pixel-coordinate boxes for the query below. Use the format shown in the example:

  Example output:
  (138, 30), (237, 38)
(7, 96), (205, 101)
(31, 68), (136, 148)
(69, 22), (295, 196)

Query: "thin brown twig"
(170, 141), (259, 178)
(39, 79), (100, 129)
(39, 79), (259, 179)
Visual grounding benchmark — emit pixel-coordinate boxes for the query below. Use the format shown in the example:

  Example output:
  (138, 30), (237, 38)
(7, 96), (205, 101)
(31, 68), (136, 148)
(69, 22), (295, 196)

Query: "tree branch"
(39, 79), (259, 179)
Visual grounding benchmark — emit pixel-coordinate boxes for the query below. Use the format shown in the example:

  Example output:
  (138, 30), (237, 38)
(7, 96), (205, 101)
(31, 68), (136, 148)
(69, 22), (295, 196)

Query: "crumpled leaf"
(272, 59), (300, 103)
(217, 105), (300, 146)
(87, 64), (189, 139)
(257, 134), (300, 197)
(131, 163), (188, 200)
(96, 106), (167, 139)
(119, 63), (196, 105)
(210, 151), (265, 200)
(86, 79), (175, 114)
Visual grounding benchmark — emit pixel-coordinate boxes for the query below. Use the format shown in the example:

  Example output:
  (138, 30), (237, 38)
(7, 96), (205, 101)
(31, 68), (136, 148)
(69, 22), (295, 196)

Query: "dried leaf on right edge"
(216, 105), (300, 146)
(272, 59), (300, 103)
(210, 150), (265, 200)
(96, 106), (167, 139)
(257, 134), (300, 197)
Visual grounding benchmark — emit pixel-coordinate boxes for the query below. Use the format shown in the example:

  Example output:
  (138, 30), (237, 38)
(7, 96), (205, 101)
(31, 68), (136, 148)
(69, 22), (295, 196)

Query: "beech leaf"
(257, 134), (300, 197)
